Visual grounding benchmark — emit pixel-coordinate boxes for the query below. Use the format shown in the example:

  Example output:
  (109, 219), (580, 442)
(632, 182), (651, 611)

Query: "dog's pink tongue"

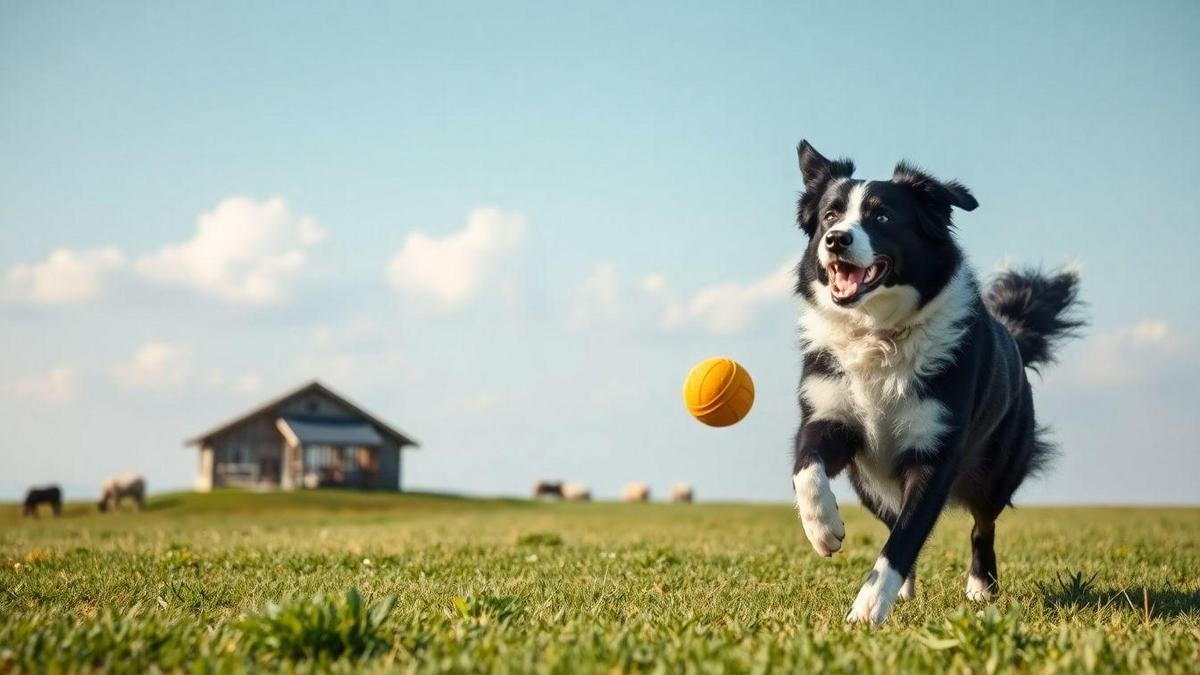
(833, 266), (865, 296)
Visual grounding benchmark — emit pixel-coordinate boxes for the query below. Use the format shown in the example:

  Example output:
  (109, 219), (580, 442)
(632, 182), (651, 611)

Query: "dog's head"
(795, 141), (977, 325)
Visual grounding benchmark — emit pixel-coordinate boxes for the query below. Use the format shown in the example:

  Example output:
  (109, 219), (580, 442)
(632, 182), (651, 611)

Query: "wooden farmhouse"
(187, 381), (418, 491)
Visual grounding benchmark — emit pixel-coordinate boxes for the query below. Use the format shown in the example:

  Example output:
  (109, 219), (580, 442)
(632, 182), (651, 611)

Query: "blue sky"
(2, 1), (1198, 504)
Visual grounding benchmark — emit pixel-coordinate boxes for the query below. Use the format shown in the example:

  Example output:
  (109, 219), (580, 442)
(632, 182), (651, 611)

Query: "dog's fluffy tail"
(984, 267), (1085, 370)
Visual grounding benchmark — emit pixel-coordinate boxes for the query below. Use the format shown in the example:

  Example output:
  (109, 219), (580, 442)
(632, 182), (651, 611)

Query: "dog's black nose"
(824, 230), (853, 251)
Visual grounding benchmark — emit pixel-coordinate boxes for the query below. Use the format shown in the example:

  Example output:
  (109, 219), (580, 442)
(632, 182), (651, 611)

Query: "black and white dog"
(790, 141), (1083, 624)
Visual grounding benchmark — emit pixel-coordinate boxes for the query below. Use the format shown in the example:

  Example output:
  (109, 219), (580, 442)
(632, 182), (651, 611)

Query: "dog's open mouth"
(827, 257), (890, 305)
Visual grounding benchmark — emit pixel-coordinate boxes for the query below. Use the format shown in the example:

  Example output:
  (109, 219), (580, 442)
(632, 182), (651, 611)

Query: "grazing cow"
(98, 474), (146, 513)
(562, 482), (592, 502)
(670, 483), (694, 503)
(23, 485), (62, 517)
(532, 480), (564, 500)
(622, 482), (650, 503)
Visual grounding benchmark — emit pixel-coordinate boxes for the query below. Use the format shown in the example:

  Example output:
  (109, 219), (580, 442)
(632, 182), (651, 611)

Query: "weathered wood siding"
(377, 439), (402, 491)
(211, 415), (285, 488)
(279, 392), (356, 419)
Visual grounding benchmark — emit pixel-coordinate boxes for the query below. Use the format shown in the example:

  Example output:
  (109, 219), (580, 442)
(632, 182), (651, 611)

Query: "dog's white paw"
(793, 464), (845, 556)
(966, 574), (995, 602)
(802, 505), (845, 557)
(845, 558), (904, 625)
(897, 575), (916, 602)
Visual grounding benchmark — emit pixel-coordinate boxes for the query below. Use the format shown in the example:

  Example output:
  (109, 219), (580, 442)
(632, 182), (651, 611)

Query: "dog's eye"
(823, 211), (840, 223)
(875, 214), (889, 224)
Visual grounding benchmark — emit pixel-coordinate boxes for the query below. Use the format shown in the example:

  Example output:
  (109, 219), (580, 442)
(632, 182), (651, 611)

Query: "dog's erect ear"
(798, 140), (855, 192)
(942, 181), (978, 212)
(797, 140), (855, 237)
(798, 141), (830, 188)
(892, 161), (978, 239)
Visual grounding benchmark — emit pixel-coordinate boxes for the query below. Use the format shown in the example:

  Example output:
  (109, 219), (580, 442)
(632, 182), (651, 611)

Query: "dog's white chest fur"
(799, 268), (974, 512)
(802, 369), (945, 513)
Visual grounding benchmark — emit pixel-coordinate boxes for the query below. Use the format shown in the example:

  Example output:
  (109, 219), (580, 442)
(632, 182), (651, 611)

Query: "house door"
(261, 456), (280, 485)
(355, 446), (379, 488)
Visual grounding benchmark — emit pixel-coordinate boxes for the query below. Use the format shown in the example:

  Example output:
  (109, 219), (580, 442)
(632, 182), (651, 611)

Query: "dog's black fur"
(790, 141), (1084, 623)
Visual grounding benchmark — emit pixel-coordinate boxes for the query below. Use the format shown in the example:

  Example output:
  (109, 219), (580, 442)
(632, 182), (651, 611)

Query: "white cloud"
(460, 391), (498, 412)
(385, 208), (526, 310)
(647, 261), (795, 335)
(231, 373), (263, 395)
(204, 371), (265, 396)
(1, 247), (125, 304)
(568, 263), (623, 329)
(11, 365), (80, 404)
(311, 317), (381, 348)
(113, 342), (193, 391)
(296, 353), (358, 383)
(1067, 320), (1191, 386)
(2, 197), (323, 307)
(641, 273), (666, 294)
(1128, 320), (1169, 344)
(134, 196), (324, 304)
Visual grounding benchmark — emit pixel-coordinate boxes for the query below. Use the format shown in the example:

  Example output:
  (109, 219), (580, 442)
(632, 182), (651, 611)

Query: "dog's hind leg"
(967, 513), (999, 601)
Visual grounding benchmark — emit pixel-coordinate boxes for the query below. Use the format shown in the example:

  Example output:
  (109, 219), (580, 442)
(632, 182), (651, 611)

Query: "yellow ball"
(682, 357), (755, 427)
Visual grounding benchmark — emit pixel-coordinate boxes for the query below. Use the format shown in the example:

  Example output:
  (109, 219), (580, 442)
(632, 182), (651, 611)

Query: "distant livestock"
(98, 474), (146, 512)
(533, 481), (564, 499)
(622, 483), (650, 503)
(23, 485), (62, 517)
(670, 483), (694, 503)
(562, 483), (592, 501)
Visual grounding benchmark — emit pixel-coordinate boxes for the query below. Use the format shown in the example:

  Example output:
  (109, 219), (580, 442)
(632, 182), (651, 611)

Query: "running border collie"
(790, 141), (1084, 624)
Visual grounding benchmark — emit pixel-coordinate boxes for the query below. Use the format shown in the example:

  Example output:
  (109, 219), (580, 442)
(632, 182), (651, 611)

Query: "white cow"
(98, 474), (146, 512)
(562, 482), (592, 501)
(670, 482), (694, 503)
(622, 482), (650, 503)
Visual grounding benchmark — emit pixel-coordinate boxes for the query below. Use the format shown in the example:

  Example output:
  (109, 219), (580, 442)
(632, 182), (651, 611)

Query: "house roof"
(185, 380), (418, 448)
(278, 415), (385, 447)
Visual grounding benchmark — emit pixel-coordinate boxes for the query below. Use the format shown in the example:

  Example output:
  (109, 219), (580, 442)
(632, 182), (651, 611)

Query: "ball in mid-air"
(682, 357), (755, 427)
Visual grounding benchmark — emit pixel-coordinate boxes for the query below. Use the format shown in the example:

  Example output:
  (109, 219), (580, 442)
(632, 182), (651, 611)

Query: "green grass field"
(2, 491), (1197, 673)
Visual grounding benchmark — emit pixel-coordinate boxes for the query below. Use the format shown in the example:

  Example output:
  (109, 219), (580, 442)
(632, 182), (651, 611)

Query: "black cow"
(23, 485), (62, 517)
(532, 480), (564, 499)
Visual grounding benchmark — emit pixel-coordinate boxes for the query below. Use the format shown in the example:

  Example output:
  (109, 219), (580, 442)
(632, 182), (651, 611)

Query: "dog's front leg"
(792, 419), (860, 556)
(846, 456), (959, 624)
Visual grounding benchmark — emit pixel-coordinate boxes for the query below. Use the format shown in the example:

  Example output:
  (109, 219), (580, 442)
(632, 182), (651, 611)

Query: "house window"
(218, 443), (259, 484)
(228, 443), (257, 464)
(355, 447), (378, 472)
(303, 445), (341, 472)
(303, 445), (344, 486)
(302, 445), (375, 487)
